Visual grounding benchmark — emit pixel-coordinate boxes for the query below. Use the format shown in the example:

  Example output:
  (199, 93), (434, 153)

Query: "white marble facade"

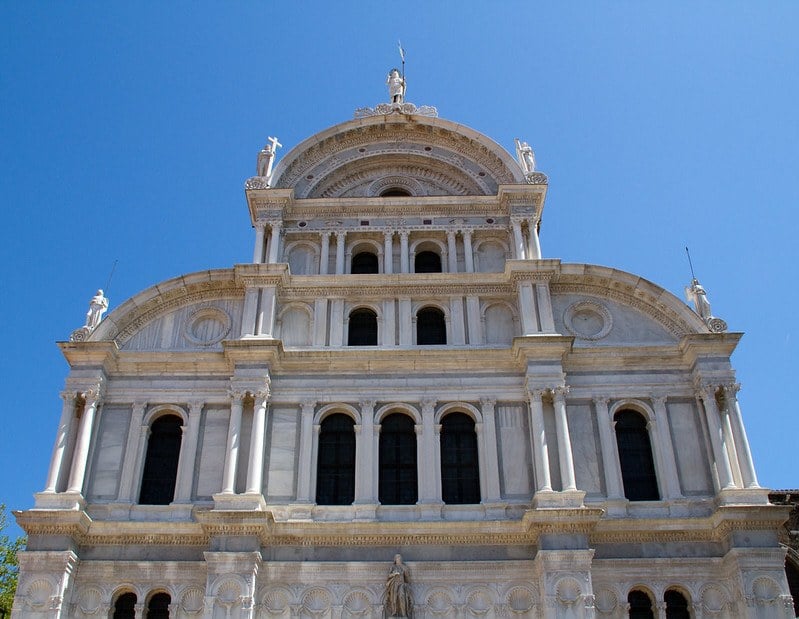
(13, 97), (795, 619)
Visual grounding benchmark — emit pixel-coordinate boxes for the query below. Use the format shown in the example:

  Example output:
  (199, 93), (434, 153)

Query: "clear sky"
(1, 3), (797, 536)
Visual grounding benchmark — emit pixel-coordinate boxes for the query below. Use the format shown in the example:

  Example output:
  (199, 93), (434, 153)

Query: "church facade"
(13, 77), (796, 619)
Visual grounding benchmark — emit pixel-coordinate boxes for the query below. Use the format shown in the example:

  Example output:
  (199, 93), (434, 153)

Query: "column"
(593, 396), (623, 499)
(329, 299), (344, 346)
(256, 287), (276, 337)
(335, 231), (346, 274)
(117, 401), (148, 502)
(252, 222), (266, 263)
(511, 218), (526, 260)
(420, 399), (439, 503)
(552, 386), (577, 491)
(479, 398), (501, 502)
(399, 231), (409, 273)
(175, 400), (203, 502)
(650, 396), (682, 499)
(246, 385), (270, 495)
(720, 399), (743, 487)
(355, 400), (375, 503)
(517, 282), (538, 335)
(465, 295), (483, 345)
(449, 296), (466, 345)
(535, 283), (555, 332)
(313, 298), (328, 346)
(43, 392), (77, 493)
(267, 221), (282, 263)
(66, 385), (103, 494)
(723, 383), (759, 488)
(240, 288), (259, 337)
(382, 298), (396, 347)
(698, 385), (735, 490)
(446, 230), (458, 273)
(398, 297), (412, 345)
(319, 231), (331, 275)
(527, 217), (542, 259)
(528, 389), (552, 491)
(383, 231), (394, 274)
(221, 390), (244, 494)
(462, 230), (475, 273)
(295, 400), (316, 502)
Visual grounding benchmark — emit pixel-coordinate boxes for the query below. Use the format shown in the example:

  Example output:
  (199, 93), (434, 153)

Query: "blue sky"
(1, 3), (797, 535)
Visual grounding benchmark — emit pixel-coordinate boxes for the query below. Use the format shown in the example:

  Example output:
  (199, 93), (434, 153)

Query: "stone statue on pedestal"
(256, 136), (282, 180)
(70, 289), (109, 342)
(387, 69), (406, 104)
(515, 138), (536, 175)
(384, 554), (412, 617)
(685, 278), (728, 333)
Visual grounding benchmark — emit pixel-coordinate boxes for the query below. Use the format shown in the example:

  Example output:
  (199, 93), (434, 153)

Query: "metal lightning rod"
(104, 259), (118, 296)
(685, 246), (696, 281)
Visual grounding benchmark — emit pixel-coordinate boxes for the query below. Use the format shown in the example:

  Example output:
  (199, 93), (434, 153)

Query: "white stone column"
(651, 396), (682, 499)
(723, 383), (760, 488)
(527, 218), (542, 259)
(552, 386), (577, 491)
(465, 295), (483, 345)
(382, 298), (396, 347)
(355, 400), (376, 504)
(517, 282), (538, 335)
(43, 392), (77, 493)
(720, 400), (743, 487)
(479, 398), (501, 502)
(267, 221), (282, 263)
(535, 283), (555, 332)
(593, 396), (624, 499)
(313, 298), (328, 346)
(446, 231), (458, 273)
(399, 231), (409, 273)
(116, 401), (148, 502)
(335, 231), (346, 275)
(241, 287), (259, 337)
(66, 385), (103, 494)
(319, 231), (331, 275)
(175, 400), (203, 502)
(528, 389), (552, 492)
(420, 399), (438, 503)
(221, 390), (244, 494)
(295, 400), (316, 502)
(246, 385), (271, 495)
(329, 299), (344, 346)
(256, 287), (276, 337)
(698, 386), (735, 490)
(383, 231), (394, 274)
(511, 218), (526, 260)
(462, 230), (475, 273)
(398, 297), (412, 346)
(449, 296), (466, 345)
(252, 222), (266, 263)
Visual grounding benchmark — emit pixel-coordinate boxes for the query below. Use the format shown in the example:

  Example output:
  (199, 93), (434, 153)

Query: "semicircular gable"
(551, 264), (709, 343)
(270, 115), (527, 198)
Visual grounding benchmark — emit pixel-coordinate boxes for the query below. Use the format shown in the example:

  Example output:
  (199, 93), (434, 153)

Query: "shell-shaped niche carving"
(506, 586), (535, 613)
(215, 578), (242, 604)
(180, 587), (205, 613)
(593, 588), (618, 614)
(77, 587), (104, 614)
(24, 578), (54, 608)
(466, 587), (494, 615)
(701, 585), (727, 613)
(426, 588), (454, 615)
(342, 589), (372, 615)
(556, 578), (582, 605)
(752, 577), (780, 603)
(262, 587), (291, 613)
(302, 587), (332, 613)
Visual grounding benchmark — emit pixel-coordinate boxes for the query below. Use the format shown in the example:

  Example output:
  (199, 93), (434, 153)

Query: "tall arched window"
(664, 590), (690, 618)
(379, 414), (418, 505)
(417, 307), (446, 345)
(113, 592), (137, 619)
(440, 413), (481, 504)
(146, 592), (171, 619)
(348, 308), (378, 346)
(351, 251), (379, 274)
(415, 250), (442, 273)
(614, 409), (659, 501)
(316, 414), (356, 505)
(628, 590), (654, 619)
(139, 414), (183, 505)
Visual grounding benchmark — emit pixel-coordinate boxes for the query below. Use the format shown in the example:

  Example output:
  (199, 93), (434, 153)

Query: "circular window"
(183, 307), (232, 346)
(563, 301), (612, 340)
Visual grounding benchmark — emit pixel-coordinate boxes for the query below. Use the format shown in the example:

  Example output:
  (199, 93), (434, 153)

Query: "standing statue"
(85, 289), (109, 329)
(387, 68), (406, 104)
(514, 138), (536, 175)
(384, 554), (412, 618)
(685, 278), (712, 321)
(256, 136), (282, 179)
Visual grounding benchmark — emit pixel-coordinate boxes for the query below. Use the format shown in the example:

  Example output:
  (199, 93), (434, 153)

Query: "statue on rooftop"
(70, 289), (109, 342)
(256, 136), (282, 179)
(515, 138), (536, 175)
(384, 554), (412, 617)
(387, 68), (406, 104)
(685, 278), (728, 333)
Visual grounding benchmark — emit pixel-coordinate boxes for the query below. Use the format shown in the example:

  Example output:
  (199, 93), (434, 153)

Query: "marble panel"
(87, 405), (130, 500)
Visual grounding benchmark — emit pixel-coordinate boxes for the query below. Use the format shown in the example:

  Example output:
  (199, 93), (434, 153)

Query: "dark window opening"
(440, 413), (481, 504)
(787, 560), (799, 617)
(628, 590), (654, 619)
(146, 592), (171, 619)
(316, 414), (356, 505)
(351, 251), (379, 274)
(113, 593), (137, 619)
(615, 410), (660, 501)
(348, 308), (378, 346)
(379, 414), (418, 505)
(417, 307), (446, 345)
(415, 250), (441, 273)
(139, 414), (183, 505)
(664, 590), (690, 619)
(380, 188), (411, 197)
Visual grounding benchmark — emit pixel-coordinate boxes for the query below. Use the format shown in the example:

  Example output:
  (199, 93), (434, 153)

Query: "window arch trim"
(284, 240), (321, 274)
(142, 404), (188, 427)
(375, 403), (421, 425)
(408, 238), (447, 256)
(435, 402), (482, 424)
(315, 403), (361, 425)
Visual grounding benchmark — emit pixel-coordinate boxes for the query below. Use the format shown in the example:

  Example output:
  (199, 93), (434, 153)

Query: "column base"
(33, 491), (85, 511)
(212, 492), (266, 511)
(532, 489), (586, 509)
(715, 487), (771, 506)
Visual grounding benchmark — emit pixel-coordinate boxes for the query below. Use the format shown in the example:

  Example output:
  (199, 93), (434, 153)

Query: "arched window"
(351, 251), (379, 274)
(417, 307), (446, 345)
(664, 590), (690, 618)
(614, 410), (659, 501)
(348, 308), (378, 346)
(415, 250), (442, 273)
(786, 558), (799, 617)
(440, 413), (480, 504)
(316, 414), (356, 505)
(139, 414), (183, 505)
(628, 590), (654, 619)
(146, 592), (171, 619)
(379, 414), (418, 505)
(113, 592), (137, 619)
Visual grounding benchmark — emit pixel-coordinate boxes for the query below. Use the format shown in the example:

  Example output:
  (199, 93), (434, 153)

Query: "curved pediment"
(270, 115), (527, 198)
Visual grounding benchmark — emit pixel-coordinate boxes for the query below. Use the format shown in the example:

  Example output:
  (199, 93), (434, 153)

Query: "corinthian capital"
(722, 382), (741, 397)
(552, 385), (570, 402)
